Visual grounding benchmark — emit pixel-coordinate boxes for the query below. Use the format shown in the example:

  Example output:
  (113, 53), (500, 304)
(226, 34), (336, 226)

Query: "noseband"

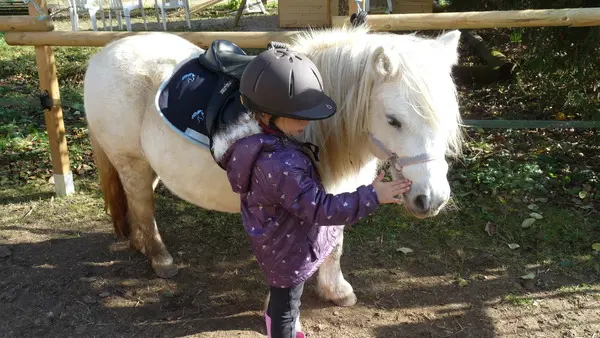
(369, 133), (440, 179)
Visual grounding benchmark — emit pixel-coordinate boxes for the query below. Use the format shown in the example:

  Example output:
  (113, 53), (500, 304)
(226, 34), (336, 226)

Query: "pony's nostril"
(414, 194), (430, 212)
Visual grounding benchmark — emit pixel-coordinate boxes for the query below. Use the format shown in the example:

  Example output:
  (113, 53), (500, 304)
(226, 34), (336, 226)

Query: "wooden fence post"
(27, 0), (74, 197)
(348, 0), (359, 16)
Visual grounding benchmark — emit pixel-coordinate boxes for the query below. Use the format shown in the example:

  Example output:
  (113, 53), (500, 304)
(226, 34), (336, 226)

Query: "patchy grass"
(503, 294), (534, 306)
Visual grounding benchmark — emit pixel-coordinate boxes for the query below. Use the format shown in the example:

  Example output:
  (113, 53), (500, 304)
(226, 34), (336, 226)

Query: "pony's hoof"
(331, 292), (357, 307)
(153, 263), (178, 278)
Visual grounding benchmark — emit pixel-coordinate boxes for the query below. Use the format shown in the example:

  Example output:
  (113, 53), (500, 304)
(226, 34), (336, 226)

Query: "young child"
(217, 48), (412, 338)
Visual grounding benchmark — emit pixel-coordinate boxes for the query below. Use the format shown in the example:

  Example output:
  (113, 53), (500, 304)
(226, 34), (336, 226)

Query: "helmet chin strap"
(268, 115), (279, 130)
(369, 133), (440, 179)
(258, 113), (321, 162)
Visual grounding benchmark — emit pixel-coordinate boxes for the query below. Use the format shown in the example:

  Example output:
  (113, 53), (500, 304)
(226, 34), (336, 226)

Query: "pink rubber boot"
(264, 313), (305, 338)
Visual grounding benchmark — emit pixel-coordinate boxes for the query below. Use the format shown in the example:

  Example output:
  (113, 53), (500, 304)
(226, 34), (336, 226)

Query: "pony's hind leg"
(114, 156), (177, 278)
(316, 232), (357, 307)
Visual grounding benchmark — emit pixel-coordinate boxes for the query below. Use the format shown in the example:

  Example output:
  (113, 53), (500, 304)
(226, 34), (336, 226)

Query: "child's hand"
(372, 171), (412, 204)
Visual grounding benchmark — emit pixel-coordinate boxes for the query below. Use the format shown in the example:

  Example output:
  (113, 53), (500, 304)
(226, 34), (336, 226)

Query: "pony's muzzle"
(394, 168), (451, 218)
(414, 194), (430, 212)
(408, 192), (446, 218)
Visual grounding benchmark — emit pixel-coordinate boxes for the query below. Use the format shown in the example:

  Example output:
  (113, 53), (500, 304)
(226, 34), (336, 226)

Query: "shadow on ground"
(1, 191), (598, 338)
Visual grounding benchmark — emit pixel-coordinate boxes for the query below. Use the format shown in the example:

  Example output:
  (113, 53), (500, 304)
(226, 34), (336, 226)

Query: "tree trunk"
(461, 30), (516, 80)
(452, 65), (513, 86)
(232, 0), (247, 27)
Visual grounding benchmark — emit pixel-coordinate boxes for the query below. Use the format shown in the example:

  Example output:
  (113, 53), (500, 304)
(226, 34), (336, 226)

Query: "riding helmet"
(239, 48), (337, 120)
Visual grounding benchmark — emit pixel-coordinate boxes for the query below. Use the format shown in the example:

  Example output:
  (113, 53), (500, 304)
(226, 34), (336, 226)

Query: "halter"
(369, 133), (440, 178)
(348, 8), (439, 177)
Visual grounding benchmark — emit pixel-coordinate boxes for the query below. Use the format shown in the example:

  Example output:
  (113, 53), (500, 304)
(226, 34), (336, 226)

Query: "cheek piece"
(369, 133), (441, 179)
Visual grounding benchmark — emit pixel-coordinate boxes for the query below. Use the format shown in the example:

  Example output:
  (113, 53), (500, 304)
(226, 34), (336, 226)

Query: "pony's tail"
(90, 131), (130, 239)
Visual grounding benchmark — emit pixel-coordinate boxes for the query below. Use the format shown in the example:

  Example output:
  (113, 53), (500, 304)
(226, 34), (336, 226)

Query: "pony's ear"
(372, 46), (400, 78)
(436, 30), (461, 66)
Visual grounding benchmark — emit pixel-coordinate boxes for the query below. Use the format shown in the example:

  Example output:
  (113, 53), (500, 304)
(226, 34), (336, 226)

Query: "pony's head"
(365, 30), (463, 218)
(292, 27), (463, 219)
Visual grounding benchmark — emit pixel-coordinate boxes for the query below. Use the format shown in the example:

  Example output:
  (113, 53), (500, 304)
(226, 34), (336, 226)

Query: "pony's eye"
(386, 115), (402, 129)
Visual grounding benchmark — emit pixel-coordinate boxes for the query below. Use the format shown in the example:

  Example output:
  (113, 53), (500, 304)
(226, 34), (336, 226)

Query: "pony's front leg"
(316, 231), (357, 307)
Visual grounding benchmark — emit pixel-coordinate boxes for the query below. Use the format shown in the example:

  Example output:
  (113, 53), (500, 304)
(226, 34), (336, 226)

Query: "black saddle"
(157, 39), (290, 167)
(198, 40), (256, 80)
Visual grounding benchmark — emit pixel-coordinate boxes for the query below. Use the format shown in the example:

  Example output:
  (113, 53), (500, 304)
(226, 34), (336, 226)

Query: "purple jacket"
(220, 131), (380, 288)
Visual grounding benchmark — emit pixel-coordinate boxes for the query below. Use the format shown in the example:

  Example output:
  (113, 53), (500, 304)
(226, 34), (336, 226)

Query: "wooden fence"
(1, 1), (599, 196)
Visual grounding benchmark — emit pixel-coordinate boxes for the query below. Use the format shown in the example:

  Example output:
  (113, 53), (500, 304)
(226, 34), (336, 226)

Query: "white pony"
(83, 25), (463, 308)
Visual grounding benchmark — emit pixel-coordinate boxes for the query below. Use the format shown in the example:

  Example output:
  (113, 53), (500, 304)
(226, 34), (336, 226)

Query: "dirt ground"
(1, 187), (599, 338)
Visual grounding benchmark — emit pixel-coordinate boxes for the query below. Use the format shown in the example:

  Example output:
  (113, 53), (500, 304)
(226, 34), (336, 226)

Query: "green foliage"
(227, 0), (242, 11)
(509, 30), (522, 43)
(448, 0), (600, 120)
(451, 129), (600, 201)
(0, 38), (97, 188)
(503, 294), (534, 306)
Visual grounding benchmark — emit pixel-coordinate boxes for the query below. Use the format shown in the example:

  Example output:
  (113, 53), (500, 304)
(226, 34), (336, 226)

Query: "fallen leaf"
(508, 243), (520, 249)
(521, 218), (536, 228)
(521, 272), (536, 279)
(396, 247), (413, 254)
(529, 212), (543, 220)
(485, 222), (495, 236)
(579, 190), (588, 199)
(592, 243), (600, 252)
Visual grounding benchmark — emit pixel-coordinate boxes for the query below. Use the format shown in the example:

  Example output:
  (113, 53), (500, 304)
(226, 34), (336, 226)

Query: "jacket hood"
(211, 112), (262, 164)
(216, 116), (283, 194)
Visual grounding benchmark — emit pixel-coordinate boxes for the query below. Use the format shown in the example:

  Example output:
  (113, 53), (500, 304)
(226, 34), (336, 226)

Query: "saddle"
(155, 39), (289, 164)
(198, 39), (256, 80)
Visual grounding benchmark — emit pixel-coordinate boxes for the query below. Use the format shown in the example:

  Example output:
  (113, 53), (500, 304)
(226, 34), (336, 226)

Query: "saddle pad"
(155, 56), (245, 150)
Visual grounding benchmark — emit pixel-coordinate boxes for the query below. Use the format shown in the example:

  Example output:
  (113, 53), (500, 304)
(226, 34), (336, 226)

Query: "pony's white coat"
(83, 26), (463, 308)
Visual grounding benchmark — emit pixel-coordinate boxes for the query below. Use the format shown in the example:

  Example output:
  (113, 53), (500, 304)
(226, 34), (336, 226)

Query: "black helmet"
(239, 48), (337, 120)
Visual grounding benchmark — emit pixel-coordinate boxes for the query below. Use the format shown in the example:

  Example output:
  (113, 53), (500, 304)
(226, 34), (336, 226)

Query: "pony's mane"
(289, 26), (463, 186)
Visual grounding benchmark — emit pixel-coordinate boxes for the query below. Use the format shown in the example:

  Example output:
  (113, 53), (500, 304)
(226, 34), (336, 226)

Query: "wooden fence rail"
(332, 7), (600, 30)
(0, 15), (52, 31)
(3, 31), (302, 48)
(2, 4), (600, 196)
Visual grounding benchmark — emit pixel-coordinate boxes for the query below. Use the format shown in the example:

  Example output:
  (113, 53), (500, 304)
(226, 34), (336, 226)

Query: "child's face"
(263, 114), (310, 137)
(276, 117), (311, 137)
